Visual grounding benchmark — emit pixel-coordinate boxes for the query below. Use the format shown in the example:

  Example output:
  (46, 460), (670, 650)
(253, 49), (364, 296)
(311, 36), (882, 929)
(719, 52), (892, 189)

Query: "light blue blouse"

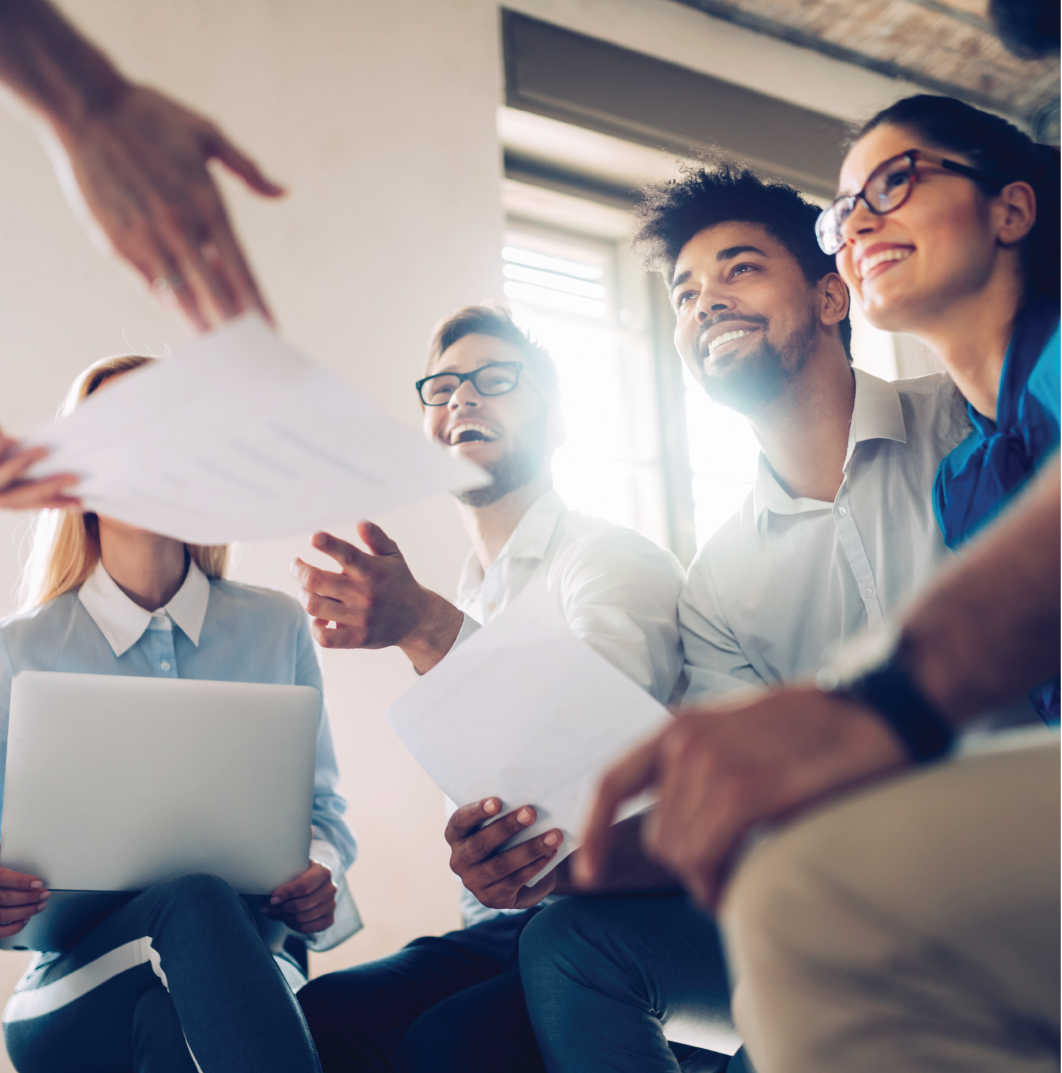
(0, 560), (359, 950)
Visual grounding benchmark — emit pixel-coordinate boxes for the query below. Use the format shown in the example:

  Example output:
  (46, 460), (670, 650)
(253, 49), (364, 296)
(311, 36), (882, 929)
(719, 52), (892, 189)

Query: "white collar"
(457, 488), (568, 594)
(496, 488), (567, 562)
(753, 369), (907, 524)
(78, 558), (211, 656)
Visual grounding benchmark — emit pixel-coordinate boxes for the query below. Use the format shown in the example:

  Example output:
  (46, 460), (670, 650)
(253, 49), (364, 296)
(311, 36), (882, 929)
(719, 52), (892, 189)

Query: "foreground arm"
(0, 0), (284, 331)
(577, 458), (1061, 907)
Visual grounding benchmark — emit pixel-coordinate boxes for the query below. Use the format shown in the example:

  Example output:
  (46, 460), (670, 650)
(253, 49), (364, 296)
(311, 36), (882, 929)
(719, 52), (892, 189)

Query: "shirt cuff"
(308, 837), (342, 876)
(304, 836), (363, 952)
(451, 613), (481, 650)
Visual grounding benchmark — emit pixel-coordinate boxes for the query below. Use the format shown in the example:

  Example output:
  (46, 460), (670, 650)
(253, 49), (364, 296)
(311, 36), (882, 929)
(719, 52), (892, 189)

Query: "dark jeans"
(3, 874), (320, 1073)
(519, 895), (753, 1073)
(298, 910), (544, 1073)
(299, 905), (724, 1073)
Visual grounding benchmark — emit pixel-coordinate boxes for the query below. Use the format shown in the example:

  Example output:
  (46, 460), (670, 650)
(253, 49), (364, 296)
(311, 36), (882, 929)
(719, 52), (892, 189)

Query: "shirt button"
(837, 507), (847, 517)
(487, 602), (496, 612)
(864, 588), (874, 599)
(160, 661), (171, 671)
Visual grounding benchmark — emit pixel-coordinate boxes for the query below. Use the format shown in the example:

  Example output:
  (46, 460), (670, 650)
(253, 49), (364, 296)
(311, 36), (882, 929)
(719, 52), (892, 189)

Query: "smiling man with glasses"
(292, 302), (689, 1073)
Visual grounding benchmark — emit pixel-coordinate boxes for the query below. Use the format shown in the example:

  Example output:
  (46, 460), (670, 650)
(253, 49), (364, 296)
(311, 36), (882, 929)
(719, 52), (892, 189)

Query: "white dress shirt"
(451, 488), (686, 924)
(681, 370), (973, 701)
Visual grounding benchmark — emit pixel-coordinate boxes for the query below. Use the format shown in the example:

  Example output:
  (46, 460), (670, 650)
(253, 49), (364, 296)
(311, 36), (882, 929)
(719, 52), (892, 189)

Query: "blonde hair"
(19, 354), (228, 611)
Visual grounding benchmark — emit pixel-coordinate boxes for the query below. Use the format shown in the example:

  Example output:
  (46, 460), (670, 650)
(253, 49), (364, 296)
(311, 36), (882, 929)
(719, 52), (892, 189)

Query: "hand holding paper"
(23, 314), (487, 544)
(386, 585), (671, 885)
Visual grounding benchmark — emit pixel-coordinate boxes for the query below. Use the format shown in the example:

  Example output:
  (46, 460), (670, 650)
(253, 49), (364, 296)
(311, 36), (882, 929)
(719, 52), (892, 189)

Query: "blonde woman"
(0, 355), (356, 1072)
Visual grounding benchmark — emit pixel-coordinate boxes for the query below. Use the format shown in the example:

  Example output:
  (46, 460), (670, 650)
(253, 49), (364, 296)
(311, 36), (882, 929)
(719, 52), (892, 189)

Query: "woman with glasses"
(820, 93), (1060, 722)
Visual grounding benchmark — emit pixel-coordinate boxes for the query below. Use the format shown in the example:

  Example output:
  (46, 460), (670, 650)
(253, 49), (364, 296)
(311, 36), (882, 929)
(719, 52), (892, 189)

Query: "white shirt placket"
(833, 482), (884, 630)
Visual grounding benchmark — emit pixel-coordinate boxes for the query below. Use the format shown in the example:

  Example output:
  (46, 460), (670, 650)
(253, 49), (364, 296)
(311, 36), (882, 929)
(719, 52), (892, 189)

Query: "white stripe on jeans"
(2, 936), (166, 1023)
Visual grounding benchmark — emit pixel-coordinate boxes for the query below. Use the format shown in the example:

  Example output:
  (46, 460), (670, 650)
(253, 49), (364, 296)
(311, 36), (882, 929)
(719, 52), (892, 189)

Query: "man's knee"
(722, 799), (865, 984)
(519, 897), (614, 994)
(297, 972), (349, 1033)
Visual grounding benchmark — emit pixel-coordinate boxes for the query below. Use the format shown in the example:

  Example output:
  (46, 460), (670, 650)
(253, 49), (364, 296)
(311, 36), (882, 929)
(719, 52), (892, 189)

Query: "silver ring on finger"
(151, 272), (187, 295)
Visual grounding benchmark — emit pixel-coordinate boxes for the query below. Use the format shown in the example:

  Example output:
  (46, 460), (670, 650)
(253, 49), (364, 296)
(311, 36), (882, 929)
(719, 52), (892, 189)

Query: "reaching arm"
(0, 0), (284, 331)
(577, 458), (1061, 907)
(903, 455), (1060, 723)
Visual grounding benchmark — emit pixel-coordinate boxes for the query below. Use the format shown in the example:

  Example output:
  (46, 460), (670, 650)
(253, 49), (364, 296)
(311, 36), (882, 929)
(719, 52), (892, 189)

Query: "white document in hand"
(386, 584), (670, 881)
(24, 314), (486, 545)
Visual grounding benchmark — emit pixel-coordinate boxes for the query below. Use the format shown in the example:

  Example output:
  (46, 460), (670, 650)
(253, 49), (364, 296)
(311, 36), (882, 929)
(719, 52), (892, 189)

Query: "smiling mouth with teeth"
(859, 247), (913, 279)
(448, 422), (500, 446)
(708, 328), (757, 356)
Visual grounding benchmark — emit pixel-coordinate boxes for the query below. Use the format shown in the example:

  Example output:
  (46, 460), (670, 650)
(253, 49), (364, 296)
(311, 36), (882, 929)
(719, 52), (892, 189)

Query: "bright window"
(503, 226), (671, 551)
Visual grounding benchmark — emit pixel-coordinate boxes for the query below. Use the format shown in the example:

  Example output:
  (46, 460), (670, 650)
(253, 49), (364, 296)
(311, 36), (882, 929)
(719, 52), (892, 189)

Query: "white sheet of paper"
(386, 584), (670, 882)
(24, 314), (487, 544)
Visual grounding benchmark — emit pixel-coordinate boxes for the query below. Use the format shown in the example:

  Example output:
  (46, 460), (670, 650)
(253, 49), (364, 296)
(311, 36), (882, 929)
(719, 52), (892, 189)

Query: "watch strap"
(839, 652), (955, 763)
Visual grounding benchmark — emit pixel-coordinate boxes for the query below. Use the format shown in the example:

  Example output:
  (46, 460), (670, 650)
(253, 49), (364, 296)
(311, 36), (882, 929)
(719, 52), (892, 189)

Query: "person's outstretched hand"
(49, 84), (285, 332)
(0, 432), (79, 511)
(292, 522), (464, 674)
(574, 685), (907, 909)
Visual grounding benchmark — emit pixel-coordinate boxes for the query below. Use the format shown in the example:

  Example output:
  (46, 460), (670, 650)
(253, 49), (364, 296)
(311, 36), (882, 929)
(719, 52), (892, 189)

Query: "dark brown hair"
(855, 95), (1060, 300)
(426, 303), (560, 404)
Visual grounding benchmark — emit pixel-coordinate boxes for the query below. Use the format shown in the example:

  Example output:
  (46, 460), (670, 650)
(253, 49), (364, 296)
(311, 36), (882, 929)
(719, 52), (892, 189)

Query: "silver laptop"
(0, 671), (320, 951)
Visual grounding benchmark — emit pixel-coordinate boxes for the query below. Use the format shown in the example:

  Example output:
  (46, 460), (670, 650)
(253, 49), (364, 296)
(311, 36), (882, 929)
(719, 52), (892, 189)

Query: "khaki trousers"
(722, 732), (1060, 1073)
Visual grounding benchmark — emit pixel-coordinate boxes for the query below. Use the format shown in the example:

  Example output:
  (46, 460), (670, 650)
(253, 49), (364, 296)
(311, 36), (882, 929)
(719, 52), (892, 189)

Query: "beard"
(453, 418), (549, 507)
(698, 310), (819, 416)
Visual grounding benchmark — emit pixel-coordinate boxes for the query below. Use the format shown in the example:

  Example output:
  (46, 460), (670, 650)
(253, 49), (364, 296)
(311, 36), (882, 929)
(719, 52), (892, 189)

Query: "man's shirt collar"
(752, 369), (907, 527)
(78, 558), (211, 656)
(456, 488), (567, 596)
(496, 488), (567, 562)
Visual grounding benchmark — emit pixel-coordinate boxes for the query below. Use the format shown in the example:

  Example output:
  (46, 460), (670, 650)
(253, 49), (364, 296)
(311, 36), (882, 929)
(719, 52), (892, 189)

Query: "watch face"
(819, 626), (901, 690)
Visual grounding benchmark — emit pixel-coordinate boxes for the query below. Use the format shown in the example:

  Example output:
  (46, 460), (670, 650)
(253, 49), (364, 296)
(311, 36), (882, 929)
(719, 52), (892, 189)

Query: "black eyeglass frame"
(815, 149), (1004, 256)
(415, 361), (525, 406)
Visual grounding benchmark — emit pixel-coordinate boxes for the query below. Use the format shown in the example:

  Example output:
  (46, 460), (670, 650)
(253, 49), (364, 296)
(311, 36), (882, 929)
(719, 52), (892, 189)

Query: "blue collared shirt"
(0, 559), (360, 951)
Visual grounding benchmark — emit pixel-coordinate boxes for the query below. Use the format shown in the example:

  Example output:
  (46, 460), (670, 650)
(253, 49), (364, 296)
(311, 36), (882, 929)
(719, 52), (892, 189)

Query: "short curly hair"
(633, 159), (851, 360)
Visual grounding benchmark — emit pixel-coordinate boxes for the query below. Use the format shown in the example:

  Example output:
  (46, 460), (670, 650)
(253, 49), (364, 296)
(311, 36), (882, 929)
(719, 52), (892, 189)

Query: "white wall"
(0, 0), (508, 1040)
(0, 1), (914, 1064)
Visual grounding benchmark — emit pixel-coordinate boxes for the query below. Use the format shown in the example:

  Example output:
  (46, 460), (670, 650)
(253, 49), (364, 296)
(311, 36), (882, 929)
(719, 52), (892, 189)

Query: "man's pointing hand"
(292, 522), (464, 674)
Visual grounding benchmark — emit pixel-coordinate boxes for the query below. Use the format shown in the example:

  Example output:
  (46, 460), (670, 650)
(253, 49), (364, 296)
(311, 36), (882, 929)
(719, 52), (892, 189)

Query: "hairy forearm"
(553, 814), (681, 896)
(0, 0), (127, 130)
(904, 456), (1060, 724)
(399, 589), (465, 675)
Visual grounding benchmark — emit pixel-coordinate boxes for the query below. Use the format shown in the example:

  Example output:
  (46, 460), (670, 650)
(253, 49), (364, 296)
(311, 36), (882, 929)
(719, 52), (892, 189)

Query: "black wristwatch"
(816, 630), (956, 763)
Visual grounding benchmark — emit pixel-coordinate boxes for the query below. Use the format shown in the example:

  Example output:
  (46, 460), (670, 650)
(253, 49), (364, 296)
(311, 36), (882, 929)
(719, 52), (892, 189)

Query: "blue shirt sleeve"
(294, 613), (357, 872)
